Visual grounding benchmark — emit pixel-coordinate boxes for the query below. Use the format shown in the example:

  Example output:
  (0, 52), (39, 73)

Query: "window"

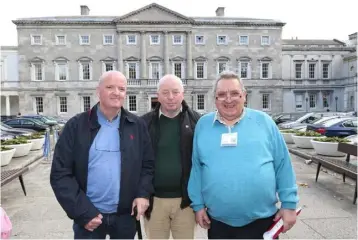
(173, 62), (183, 78)
(127, 35), (137, 45)
(150, 62), (161, 79)
(322, 63), (329, 79)
(217, 62), (227, 74)
(103, 35), (114, 45)
(102, 62), (115, 73)
(127, 62), (138, 79)
(262, 94), (270, 110)
(295, 63), (302, 79)
(295, 94), (303, 109)
(240, 62), (248, 79)
(56, 62), (68, 80)
(172, 35), (183, 45)
(309, 63), (316, 79)
(197, 95), (205, 111)
(309, 94), (316, 108)
(35, 97), (43, 113)
(56, 35), (66, 45)
(195, 35), (204, 45)
(150, 35), (160, 45)
(32, 63), (43, 81)
(83, 96), (91, 111)
(0, 62), (3, 81)
(79, 35), (90, 45)
(31, 35), (42, 45)
(217, 35), (227, 45)
(59, 97), (68, 113)
(79, 62), (91, 80)
(261, 36), (270, 45)
(239, 36), (248, 45)
(350, 96), (355, 110)
(323, 94), (329, 108)
(128, 95), (137, 112)
(261, 63), (269, 79)
(195, 62), (205, 79)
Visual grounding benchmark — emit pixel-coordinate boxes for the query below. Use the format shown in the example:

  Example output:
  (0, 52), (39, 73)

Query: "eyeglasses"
(216, 90), (242, 101)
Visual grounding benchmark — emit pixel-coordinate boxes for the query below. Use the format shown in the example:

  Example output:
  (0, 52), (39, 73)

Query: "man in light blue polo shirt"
(188, 71), (299, 239)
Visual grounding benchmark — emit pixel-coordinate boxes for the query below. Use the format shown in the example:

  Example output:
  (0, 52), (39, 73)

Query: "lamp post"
(335, 96), (338, 112)
(305, 97), (309, 112)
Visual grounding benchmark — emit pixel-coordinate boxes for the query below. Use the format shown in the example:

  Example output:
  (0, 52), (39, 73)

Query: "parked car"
(272, 113), (305, 125)
(345, 134), (357, 144)
(3, 118), (49, 132)
(291, 116), (340, 132)
(306, 117), (357, 137)
(22, 115), (58, 126)
(0, 122), (36, 136)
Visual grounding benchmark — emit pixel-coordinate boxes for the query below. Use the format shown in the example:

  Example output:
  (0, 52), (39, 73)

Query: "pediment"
(77, 56), (93, 62)
(100, 56), (117, 62)
(170, 56), (185, 61)
(259, 56), (273, 61)
(147, 56), (163, 61)
(124, 56), (140, 61)
(29, 57), (45, 62)
(193, 56), (208, 62)
(115, 3), (194, 23)
(215, 56), (230, 62)
(53, 57), (69, 62)
(237, 56), (252, 61)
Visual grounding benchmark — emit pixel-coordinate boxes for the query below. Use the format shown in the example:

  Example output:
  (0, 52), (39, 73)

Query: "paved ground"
(1, 154), (357, 239)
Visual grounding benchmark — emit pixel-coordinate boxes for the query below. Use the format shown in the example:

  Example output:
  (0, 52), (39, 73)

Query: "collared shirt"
(159, 106), (183, 118)
(213, 108), (246, 126)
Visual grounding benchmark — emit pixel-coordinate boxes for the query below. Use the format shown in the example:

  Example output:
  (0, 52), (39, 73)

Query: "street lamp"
(335, 96), (338, 112)
(305, 97), (309, 112)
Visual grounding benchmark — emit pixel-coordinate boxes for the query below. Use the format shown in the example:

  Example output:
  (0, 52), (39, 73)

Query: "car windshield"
(322, 118), (349, 127)
(0, 122), (12, 129)
(31, 119), (47, 125)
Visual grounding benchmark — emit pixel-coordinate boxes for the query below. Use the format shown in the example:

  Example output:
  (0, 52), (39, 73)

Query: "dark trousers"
(208, 214), (277, 239)
(73, 213), (136, 239)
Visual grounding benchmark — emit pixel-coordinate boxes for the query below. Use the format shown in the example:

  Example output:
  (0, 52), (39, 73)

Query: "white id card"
(221, 132), (238, 147)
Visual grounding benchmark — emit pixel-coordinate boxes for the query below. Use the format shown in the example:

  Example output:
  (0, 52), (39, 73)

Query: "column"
(186, 31), (193, 79)
(318, 55), (321, 80)
(5, 95), (10, 116)
(163, 31), (169, 74)
(116, 31), (123, 72)
(140, 31), (147, 78)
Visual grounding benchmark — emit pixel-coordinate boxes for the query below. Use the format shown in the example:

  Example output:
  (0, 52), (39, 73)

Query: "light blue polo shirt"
(86, 108), (121, 213)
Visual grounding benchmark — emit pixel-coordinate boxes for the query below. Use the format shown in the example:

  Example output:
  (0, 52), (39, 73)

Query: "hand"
(274, 209), (297, 233)
(84, 214), (103, 231)
(131, 198), (149, 221)
(195, 208), (211, 229)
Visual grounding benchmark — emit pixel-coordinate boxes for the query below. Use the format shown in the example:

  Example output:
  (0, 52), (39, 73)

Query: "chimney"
(80, 5), (90, 16)
(215, 7), (225, 17)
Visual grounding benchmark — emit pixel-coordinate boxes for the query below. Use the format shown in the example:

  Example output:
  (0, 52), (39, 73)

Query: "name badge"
(221, 132), (238, 147)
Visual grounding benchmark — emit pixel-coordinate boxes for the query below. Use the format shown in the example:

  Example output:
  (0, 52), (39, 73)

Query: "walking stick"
(134, 207), (143, 239)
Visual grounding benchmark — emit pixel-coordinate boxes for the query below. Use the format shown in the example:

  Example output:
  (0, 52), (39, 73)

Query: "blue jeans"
(73, 213), (136, 239)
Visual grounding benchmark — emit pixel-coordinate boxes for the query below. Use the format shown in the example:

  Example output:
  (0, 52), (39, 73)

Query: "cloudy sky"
(0, 0), (356, 46)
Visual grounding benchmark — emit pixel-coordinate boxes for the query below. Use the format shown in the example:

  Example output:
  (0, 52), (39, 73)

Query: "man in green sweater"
(141, 74), (201, 239)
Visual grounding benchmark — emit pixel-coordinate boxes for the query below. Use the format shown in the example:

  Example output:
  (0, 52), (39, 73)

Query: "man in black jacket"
(50, 71), (154, 239)
(141, 74), (201, 239)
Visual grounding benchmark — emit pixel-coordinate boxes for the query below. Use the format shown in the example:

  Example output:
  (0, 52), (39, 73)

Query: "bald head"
(157, 74), (184, 92)
(98, 71), (127, 87)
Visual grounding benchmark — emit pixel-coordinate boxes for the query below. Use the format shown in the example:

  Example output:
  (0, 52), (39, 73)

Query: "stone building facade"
(1, 3), (356, 117)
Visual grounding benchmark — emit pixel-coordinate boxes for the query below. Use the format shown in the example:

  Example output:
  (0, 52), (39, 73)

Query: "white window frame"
(239, 35), (249, 45)
(78, 61), (92, 80)
(58, 96), (68, 114)
(308, 63), (316, 79)
(172, 35), (183, 45)
(217, 61), (228, 75)
(103, 34), (114, 45)
(295, 94), (303, 109)
(195, 35), (205, 45)
(260, 61), (272, 79)
(194, 62), (207, 79)
(33, 96), (44, 114)
(217, 35), (228, 45)
(126, 35), (137, 45)
(149, 62), (162, 79)
(55, 35), (66, 45)
(172, 62), (185, 79)
(31, 62), (45, 81)
(102, 61), (116, 73)
(262, 93), (271, 111)
(150, 35), (160, 45)
(126, 62), (139, 79)
(31, 34), (42, 45)
(196, 94), (205, 112)
(79, 35), (90, 45)
(238, 61), (251, 79)
(309, 93), (317, 109)
(261, 36), (270, 45)
(0, 58), (7, 81)
(82, 96), (91, 112)
(127, 95), (138, 113)
(54, 61), (69, 81)
(295, 63), (303, 79)
(322, 62), (330, 79)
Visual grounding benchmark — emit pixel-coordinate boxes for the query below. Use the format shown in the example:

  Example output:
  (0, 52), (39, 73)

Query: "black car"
(3, 118), (48, 132)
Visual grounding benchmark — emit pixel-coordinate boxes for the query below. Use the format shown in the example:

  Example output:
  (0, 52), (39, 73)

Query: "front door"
(151, 97), (158, 110)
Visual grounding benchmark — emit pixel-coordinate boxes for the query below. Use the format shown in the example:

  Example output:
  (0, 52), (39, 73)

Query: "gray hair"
(157, 74), (184, 92)
(98, 70), (127, 86)
(213, 70), (246, 94)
